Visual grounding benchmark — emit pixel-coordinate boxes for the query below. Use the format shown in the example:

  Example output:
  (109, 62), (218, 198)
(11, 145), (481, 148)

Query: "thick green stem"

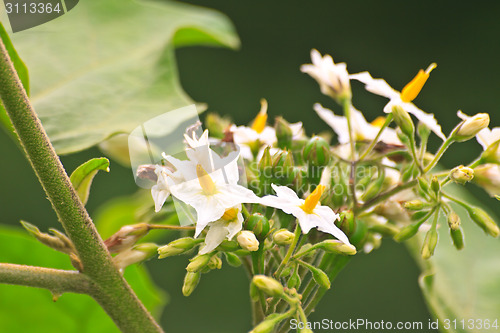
(0, 263), (91, 294)
(0, 36), (162, 332)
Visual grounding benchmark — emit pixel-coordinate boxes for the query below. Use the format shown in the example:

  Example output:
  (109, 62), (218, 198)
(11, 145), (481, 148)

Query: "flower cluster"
(99, 49), (499, 333)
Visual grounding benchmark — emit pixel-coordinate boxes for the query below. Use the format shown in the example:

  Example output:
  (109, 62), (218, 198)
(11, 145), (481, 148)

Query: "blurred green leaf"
(69, 157), (110, 205)
(1, 0), (239, 154)
(407, 184), (500, 332)
(0, 21), (29, 140)
(0, 225), (167, 332)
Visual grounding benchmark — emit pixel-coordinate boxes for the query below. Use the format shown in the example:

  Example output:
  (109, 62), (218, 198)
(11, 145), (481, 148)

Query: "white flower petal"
(200, 220), (228, 254)
(270, 184), (301, 202)
(350, 72), (399, 99)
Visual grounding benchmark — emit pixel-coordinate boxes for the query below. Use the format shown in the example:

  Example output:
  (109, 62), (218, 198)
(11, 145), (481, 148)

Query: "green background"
(1, 1), (500, 332)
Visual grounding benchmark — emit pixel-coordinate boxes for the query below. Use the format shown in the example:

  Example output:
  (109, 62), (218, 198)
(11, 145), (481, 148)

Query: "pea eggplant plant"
(1, 8), (500, 333)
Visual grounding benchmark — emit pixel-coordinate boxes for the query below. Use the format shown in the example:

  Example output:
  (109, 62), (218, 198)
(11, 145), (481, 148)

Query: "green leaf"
(69, 158), (110, 205)
(0, 225), (167, 332)
(406, 184), (500, 332)
(0, 22), (29, 140)
(1, 0), (239, 154)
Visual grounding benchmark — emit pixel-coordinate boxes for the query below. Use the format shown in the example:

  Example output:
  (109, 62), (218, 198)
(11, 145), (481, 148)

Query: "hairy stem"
(0, 263), (91, 294)
(0, 36), (162, 333)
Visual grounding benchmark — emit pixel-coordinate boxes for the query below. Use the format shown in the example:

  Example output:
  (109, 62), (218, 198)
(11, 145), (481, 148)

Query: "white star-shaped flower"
(350, 64), (446, 140)
(170, 163), (260, 237)
(263, 184), (351, 245)
(314, 103), (401, 146)
(151, 165), (183, 212)
(199, 205), (243, 255)
(301, 49), (351, 100)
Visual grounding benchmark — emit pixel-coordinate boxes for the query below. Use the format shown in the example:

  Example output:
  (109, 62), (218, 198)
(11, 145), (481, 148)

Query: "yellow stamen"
(196, 164), (217, 195)
(400, 63), (437, 103)
(251, 99), (268, 133)
(371, 116), (386, 128)
(222, 208), (239, 221)
(300, 185), (326, 214)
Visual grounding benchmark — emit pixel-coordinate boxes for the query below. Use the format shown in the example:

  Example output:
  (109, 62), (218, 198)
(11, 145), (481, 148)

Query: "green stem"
(356, 179), (419, 214)
(424, 137), (454, 173)
(358, 113), (393, 160)
(274, 224), (301, 278)
(0, 36), (162, 332)
(0, 263), (91, 294)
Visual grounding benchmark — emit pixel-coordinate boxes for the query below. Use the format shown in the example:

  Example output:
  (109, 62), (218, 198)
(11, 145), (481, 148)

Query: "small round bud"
(431, 176), (440, 194)
(392, 105), (415, 138)
(224, 252), (242, 267)
(182, 271), (201, 297)
(450, 165), (474, 185)
(303, 136), (331, 167)
(404, 200), (425, 211)
(454, 113), (490, 141)
(207, 255), (222, 270)
(245, 214), (270, 241)
(273, 229), (295, 245)
(237, 231), (260, 251)
(186, 253), (214, 272)
(252, 275), (284, 297)
(450, 227), (465, 250)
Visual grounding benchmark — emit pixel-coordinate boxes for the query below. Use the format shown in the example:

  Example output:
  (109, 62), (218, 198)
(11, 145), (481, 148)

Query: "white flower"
(151, 165), (183, 212)
(199, 206), (243, 255)
(262, 184), (350, 245)
(314, 103), (401, 145)
(170, 163), (260, 237)
(301, 49), (351, 100)
(473, 164), (500, 197)
(231, 99), (303, 159)
(350, 64), (446, 140)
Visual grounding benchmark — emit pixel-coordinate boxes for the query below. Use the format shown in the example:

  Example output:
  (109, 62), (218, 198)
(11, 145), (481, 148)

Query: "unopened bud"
(473, 164), (500, 197)
(207, 255), (222, 270)
(186, 253), (214, 272)
(217, 240), (240, 252)
(158, 237), (201, 259)
(392, 105), (415, 138)
(454, 113), (490, 141)
(104, 223), (150, 254)
(450, 165), (474, 185)
(431, 176), (440, 195)
(245, 214), (270, 241)
(237, 231), (260, 251)
(394, 222), (422, 242)
(224, 252), (242, 267)
(302, 263), (330, 289)
(303, 136), (331, 167)
(113, 243), (158, 270)
(287, 269), (301, 289)
(404, 200), (425, 211)
(465, 205), (500, 237)
(252, 275), (284, 297)
(21, 221), (74, 255)
(275, 116), (294, 149)
(273, 229), (295, 245)
(317, 239), (357, 255)
(205, 113), (231, 139)
(421, 227), (438, 260)
(336, 210), (355, 236)
(249, 315), (281, 333)
(447, 212), (460, 230)
(182, 271), (201, 296)
(417, 122), (431, 141)
(450, 227), (465, 250)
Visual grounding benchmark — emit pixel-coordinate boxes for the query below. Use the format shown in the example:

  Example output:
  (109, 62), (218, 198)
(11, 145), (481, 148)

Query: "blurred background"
(1, 0), (499, 332)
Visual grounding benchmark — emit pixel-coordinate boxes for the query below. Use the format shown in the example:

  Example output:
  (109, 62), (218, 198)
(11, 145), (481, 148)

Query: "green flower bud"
(275, 116), (294, 150)
(450, 227), (465, 250)
(182, 271), (201, 297)
(417, 122), (431, 141)
(349, 219), (368, 247)
(454, 113), (490, 142)
(392, 105), (415, 138)
(297, 243), (316, 258)
(252, 275), (284, 297)
(237, 231), (260, 251)
(404, 200), (425, 211)
(303, 136), (331, 167)
(465, 205), (500, 237)
(450, 165), (474, 185)
(158, 237), (201, 259)
(418, 177), (431, 195)
(447, 212), (460, 231)
(421, 227), (439, 260)
(412, 210), (430, 221)
(113, 243), (158, 270)
(186, 253), (214, 272)
(21, 221), (75, 255)
(249, 317), (278, 333)
(205, 113), (231, 139)
(217, 240), (240, 252)
(361, 170), (385, 202)
(368, 222), (400, 237)
(287, 269), (301, 289)
(224, 252), (242, 267)
(207, 255), (222, 270)
(273, 229), (295, 245)
(336, 210), (356, 236)
(317, 239), (357, 255)
(246, 213), (270, 241)
(394, 223), (421, 242)
(431, 176), (440, 195)
(396, 128), (411, 146)
(480, 140), (500, 164)
(103, 223), (150, 254)
(306, 265), (331, 289)
(279, 266), (293, 278)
